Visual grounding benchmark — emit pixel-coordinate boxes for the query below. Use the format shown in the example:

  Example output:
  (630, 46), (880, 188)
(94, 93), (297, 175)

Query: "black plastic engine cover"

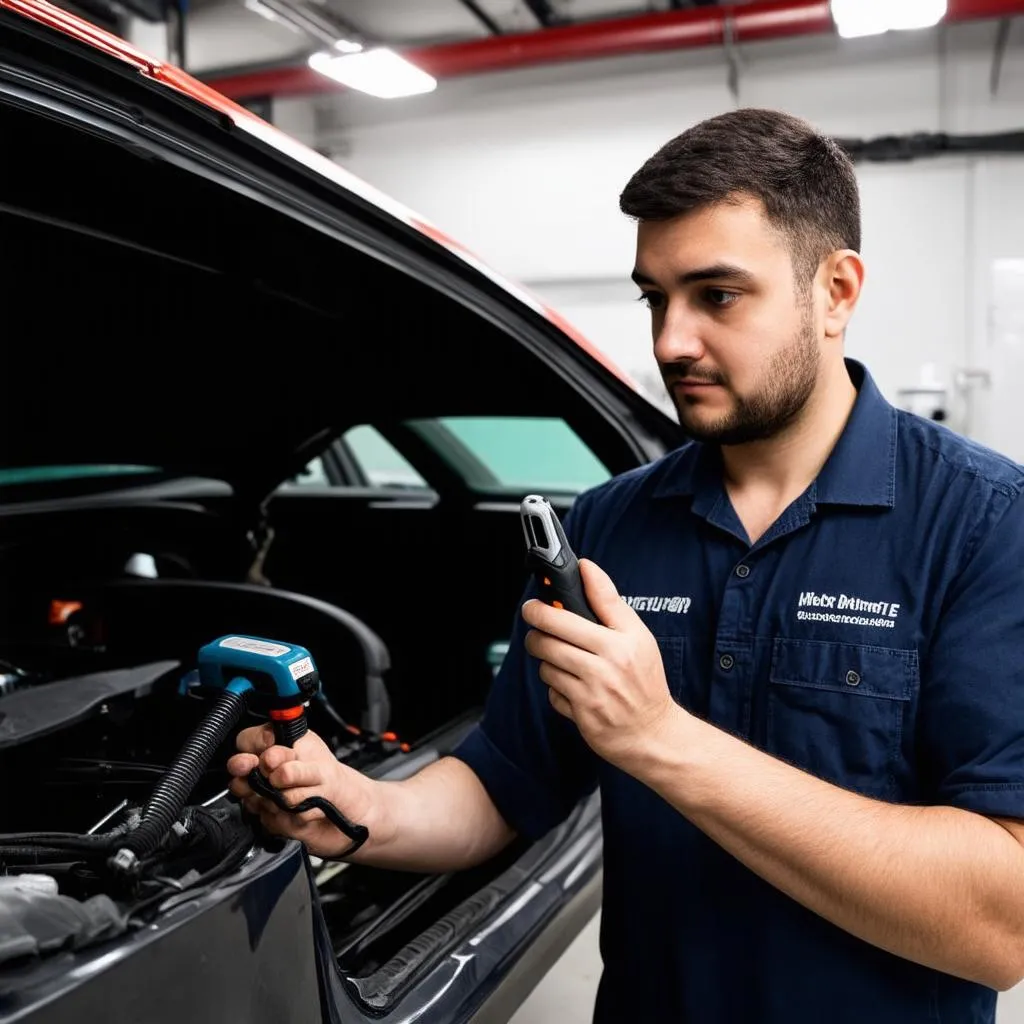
(0, 662), (179, 751)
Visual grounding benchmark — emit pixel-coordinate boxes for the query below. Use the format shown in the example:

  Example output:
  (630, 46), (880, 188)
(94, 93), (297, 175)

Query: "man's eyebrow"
(631, 264), (756, 288)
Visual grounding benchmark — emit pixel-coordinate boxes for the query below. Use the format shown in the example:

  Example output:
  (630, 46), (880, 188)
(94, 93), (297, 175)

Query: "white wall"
(968, 158), (1024, 463)
(124, 0), (308, 73)
(185, 0), (308, 73)
(297, 18), (1024, 458)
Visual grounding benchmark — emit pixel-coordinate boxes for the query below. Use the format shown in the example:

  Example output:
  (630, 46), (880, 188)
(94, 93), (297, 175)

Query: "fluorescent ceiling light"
(831, 0), (888, 38)
(831, 0), (947, 39)
(308, 48), (437, 98)
(888, 0), (948, 30)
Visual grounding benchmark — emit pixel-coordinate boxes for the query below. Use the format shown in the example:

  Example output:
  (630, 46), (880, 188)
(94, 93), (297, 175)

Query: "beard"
(665, 310), (819, 446)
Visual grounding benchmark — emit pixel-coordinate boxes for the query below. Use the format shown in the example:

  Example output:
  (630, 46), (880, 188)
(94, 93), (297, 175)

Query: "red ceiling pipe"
(205, 0), (1024, 101)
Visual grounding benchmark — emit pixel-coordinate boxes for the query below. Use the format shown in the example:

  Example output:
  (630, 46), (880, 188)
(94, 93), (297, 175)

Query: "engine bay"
(0, 619), (394, 966)
(0, 499), (497, 992)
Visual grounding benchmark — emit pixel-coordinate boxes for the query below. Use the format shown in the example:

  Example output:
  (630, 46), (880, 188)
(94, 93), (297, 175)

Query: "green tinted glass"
(344, 425), (427, 489)
(437, 418), (609, 493)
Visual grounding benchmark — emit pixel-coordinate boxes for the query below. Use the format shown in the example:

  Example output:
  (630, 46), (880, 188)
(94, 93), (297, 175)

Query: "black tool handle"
(273, 713), (308, 748)
(521, 495), (599, 624)
(527, 550), (598, 622)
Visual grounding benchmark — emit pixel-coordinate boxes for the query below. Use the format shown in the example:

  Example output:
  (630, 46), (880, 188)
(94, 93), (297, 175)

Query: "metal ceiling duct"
(204, 0), (1024, 100)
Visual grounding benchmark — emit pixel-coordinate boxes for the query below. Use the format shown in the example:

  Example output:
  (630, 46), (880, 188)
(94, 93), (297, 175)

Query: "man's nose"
(653, 306), (705, 364)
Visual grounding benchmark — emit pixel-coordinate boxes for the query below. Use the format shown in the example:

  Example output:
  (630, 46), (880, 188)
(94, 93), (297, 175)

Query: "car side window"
(283, 420), (608, 494)
(284, 456), (331, 487)
(280, 428), (427, 491)
(342, 425), (429, 489)
(415, 416), (610, 494)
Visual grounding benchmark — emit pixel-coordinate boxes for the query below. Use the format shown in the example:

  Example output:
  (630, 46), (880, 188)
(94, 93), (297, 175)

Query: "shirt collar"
(651, 359), (897, 509)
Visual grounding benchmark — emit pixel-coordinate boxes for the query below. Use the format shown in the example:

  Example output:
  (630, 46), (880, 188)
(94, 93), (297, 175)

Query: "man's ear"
(822, 250), (864, 340)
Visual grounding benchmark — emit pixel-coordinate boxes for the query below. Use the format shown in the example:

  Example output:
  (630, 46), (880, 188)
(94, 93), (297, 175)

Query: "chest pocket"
(766, 639), (918, 799)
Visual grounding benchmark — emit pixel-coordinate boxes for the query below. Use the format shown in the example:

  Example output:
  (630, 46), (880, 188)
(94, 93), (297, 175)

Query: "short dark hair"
(619, 109), (861, 282)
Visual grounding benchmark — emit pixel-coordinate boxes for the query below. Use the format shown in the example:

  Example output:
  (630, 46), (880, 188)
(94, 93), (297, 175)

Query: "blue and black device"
(110, 634), (368, 879)
(197, 635), (320, 748)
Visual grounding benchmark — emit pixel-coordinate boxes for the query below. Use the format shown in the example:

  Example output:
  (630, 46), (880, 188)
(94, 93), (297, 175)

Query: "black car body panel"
(1, 846), (323, 1024)
(1, 799), (602, 1024)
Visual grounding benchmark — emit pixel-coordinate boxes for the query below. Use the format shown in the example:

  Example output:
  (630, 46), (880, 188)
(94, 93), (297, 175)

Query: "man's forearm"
(633, 709), (1024, 991)
(351, 756), (516, 873)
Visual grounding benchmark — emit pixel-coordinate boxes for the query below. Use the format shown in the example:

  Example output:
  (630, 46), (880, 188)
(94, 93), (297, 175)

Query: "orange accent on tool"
(381, 731), (398, 742)
(270, 705), (305, 721)
(553, 600), (564, 609)
(543, 577), (551, 586)
(400, 743), (411, 753)
(346, 724), (362, 735)
(49, 600), (83, 625)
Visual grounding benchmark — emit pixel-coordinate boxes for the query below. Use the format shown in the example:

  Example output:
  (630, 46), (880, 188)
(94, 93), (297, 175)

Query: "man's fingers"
(229, 775), (254, 801)
(270, 785), (327, 820)
(236, 785), (323, 829)
(236, 724), (276, 755)
(525, 629), (595, 677)
(230, 726), (342, 837)
(539, 660), (581, 702)
(249, 787), (327, 827)
(227, 752), (260, 779)
(522, 560), (632, 643)
(547, 685), (574, 720)
(578, 559), (634, 630)
(260, 744), (298, 774)
(266, 811), (326, 840)
(522, 597), (605, 652)
(253, 804), (292, 835)
(241, 793), (266, 818)
(267, 759), (324, 791)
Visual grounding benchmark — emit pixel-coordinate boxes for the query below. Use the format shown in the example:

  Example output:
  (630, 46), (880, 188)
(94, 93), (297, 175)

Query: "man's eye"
(705, 288), (739, 309)
(637, 292), (665, 311)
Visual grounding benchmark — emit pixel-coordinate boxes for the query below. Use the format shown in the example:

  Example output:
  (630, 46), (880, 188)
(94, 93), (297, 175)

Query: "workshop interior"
(1, 0), (1023, 1022)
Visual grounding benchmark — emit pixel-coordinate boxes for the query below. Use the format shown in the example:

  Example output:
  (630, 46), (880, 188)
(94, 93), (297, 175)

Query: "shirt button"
(735, 564), (751, 579)
(846, 670), (861, 687)
(719, 653), (735, 671)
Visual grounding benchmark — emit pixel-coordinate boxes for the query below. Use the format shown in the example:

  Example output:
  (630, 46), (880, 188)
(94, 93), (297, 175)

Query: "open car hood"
(1, 0), (664, 504)
(1, 342), (345, 500)
(1, 316), (349, 499)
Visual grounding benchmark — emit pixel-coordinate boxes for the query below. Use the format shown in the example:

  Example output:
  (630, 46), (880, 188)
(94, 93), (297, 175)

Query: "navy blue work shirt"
(454, 360), (1024, 1023)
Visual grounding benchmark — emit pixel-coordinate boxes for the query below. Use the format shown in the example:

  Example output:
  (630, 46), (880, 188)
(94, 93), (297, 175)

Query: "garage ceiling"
(265, 0), (725, 47)
(151, 0), (744, 84)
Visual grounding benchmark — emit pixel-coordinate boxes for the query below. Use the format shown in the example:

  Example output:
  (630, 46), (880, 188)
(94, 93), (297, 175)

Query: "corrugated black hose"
(2, 685), (368, 879)
(109, 688), (250, 871)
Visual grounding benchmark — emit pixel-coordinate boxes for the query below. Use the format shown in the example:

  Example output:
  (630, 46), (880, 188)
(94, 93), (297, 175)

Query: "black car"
(0, 5), (681, 1021)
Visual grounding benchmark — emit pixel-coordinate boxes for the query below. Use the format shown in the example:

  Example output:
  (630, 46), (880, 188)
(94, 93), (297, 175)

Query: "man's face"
(633, 197), (823, 446)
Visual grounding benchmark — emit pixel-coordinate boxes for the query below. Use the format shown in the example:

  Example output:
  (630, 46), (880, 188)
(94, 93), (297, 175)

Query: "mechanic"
(227, 108), (1024, 1023)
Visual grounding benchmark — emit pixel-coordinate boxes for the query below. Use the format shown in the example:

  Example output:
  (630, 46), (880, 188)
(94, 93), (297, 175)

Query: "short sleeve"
(450, 499), (598, 839)
(921, 488), (1024, 818)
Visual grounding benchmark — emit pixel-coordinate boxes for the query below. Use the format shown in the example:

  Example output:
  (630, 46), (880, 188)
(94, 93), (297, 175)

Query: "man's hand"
(227, 725), (392, 859)
(522, 558), (682, 770)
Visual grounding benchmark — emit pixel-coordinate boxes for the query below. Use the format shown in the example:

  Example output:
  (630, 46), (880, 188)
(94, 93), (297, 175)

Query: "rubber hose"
(119, 689), (248, 860)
